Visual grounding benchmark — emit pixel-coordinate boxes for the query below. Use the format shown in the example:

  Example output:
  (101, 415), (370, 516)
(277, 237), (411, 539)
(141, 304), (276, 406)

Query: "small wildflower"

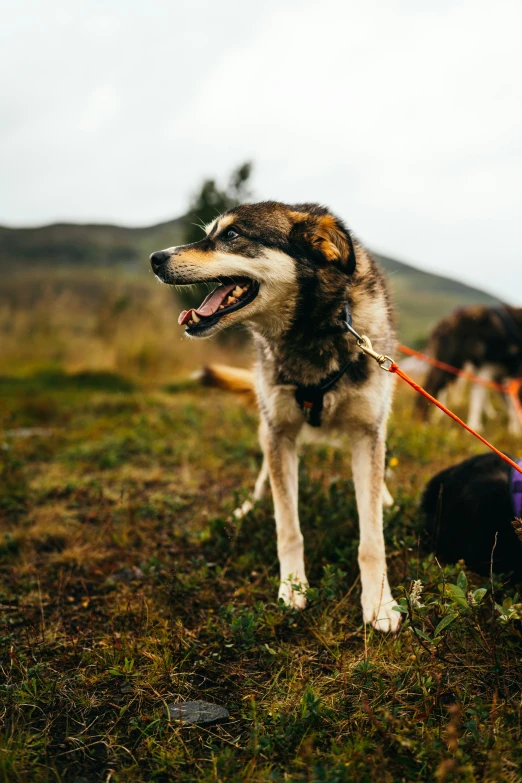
(468, 591), (477, 606)
(410, 579), (423, 607)
(389, 457), (399, 468)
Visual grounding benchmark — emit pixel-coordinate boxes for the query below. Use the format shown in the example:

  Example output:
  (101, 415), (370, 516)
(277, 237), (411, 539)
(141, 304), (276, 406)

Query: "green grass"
(1, 377), (522, 782)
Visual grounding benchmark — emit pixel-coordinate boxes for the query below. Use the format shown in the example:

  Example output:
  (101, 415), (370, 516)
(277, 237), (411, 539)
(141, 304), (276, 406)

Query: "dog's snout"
(150, 250), (170, 273)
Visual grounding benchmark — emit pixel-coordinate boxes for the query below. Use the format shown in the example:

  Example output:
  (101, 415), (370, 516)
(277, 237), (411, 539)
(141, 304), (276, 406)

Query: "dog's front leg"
(261, 418), (308, 609)
(351, 428), (399, 632)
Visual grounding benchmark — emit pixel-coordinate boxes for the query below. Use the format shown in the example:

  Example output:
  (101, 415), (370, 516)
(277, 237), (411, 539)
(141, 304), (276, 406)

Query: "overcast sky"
(1, 0), (521, 302)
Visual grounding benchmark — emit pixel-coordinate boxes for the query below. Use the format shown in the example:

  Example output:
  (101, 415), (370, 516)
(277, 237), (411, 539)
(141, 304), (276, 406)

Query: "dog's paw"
(278, 578), (308, 610)
(362, 592), (401, 633)
(233, 499), (254, 520)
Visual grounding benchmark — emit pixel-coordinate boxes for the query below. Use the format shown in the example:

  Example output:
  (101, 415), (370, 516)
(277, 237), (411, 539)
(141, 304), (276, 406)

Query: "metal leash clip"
(355, 335), (394, 371)
(343, 320), (394, 371)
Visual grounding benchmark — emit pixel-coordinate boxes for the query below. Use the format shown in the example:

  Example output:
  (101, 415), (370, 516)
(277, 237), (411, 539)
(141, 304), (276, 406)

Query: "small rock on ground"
(168, 701), (229, 726)
(108, 566), (144, 583)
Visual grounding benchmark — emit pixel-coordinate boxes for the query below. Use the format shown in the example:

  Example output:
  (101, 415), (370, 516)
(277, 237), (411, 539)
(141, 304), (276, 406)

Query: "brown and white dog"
(418, 306), (522, 434)
(150, 201), (399, 631)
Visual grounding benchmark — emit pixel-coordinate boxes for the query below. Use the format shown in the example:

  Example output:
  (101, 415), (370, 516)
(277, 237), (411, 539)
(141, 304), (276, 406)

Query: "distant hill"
(373, 253), (502, 345)
(0, 219), (502, 345)
(0, 217), (186, 269)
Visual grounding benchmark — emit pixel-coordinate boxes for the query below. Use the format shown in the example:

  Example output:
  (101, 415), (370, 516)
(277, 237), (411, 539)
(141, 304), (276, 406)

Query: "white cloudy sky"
(1, 0), (521, 302)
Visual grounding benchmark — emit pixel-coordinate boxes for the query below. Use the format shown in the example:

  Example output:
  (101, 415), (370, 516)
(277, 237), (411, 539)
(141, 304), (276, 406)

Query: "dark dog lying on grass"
(422, 453), (522, 582)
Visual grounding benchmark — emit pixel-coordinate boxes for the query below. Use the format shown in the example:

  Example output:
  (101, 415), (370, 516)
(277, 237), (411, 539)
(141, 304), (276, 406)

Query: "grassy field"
(2, 316), (522, 782)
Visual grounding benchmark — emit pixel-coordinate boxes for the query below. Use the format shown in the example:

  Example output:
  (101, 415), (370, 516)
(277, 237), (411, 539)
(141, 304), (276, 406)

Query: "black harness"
(291, 304), (359, 427)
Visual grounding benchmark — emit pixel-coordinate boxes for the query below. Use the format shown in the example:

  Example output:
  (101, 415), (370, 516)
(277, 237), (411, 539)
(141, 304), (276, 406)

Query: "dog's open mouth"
(178, 278), (260, 334)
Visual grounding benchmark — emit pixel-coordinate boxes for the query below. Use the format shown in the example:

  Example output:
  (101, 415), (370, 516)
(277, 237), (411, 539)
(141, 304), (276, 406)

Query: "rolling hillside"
(373, 252), (502, 344)
(0, 218), (502, 346)
(0, 217), (185, 269)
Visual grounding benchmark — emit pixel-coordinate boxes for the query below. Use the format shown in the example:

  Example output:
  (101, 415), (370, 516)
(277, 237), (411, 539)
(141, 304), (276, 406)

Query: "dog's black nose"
(150, 250), (170, 273)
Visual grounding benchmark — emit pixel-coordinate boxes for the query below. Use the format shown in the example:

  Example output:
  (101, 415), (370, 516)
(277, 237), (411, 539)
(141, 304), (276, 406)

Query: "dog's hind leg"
(434, 388), (448, 420)
(382, 483), (394, 508)
(507, 391), (522, 435)
(261, 418), (308, 609)
(233, 457), (269, 519)
(351, 427), (399, 632)
(484, 390), (497, 420)
(451, 370), (469, 406)
(467, 365), (494, 432)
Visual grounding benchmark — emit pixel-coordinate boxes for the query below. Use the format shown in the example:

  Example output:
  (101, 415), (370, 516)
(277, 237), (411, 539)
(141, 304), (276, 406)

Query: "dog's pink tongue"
(195, 283), (237, 317)
(178, 283), (237, 327)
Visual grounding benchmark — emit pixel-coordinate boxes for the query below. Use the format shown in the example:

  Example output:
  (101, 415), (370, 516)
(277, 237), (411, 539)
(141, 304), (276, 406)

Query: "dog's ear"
(291, 212), (356, 274)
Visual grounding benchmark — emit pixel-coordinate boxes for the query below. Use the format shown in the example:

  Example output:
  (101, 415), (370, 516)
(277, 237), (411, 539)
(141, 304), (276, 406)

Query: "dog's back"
(422, 453), (522, 580)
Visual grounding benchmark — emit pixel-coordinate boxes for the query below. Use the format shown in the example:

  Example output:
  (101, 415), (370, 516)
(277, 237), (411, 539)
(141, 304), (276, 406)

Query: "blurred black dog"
(422, 453), (522, 581)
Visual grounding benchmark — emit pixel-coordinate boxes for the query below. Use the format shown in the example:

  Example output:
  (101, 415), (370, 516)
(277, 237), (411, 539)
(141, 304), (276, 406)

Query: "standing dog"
(151, 202), (399, 631)
(417, 306), (522, 434)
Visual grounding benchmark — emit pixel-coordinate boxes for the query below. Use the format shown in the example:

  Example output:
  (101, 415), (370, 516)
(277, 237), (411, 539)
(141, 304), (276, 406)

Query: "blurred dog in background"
(417, 306), (522, 434)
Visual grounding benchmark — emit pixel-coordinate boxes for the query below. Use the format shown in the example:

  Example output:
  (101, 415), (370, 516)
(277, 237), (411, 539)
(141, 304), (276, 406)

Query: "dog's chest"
(267, 381), (379, 432)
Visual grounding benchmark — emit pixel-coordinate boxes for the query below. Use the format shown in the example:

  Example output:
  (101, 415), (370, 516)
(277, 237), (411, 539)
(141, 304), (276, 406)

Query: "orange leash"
(343, 328), (522, 477)
(396, 343), (522, 427)
(389, 363), (522, 476)
(397, 343), (509, 392)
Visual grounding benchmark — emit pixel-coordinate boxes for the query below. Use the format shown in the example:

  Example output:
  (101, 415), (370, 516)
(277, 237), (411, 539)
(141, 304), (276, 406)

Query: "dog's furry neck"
(249, 247), (392, 388)
(257, 301), (355, 386)
(254, 332), (354, 388)
(251, 284), (360, 388)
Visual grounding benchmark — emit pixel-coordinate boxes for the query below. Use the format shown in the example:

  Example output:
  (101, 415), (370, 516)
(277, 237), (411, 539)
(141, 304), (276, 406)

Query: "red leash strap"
(397, 343), (522, 427)
(389, 362), (522, 476)
(397, 343), (508, 391)
(345, 327), (522, 475)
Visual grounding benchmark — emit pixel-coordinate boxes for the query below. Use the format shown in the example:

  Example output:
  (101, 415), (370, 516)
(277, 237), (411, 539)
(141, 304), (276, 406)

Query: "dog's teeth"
(219, 305), (225, 309)
(188, 319), (194, 326)
(192, 312), (201, 323)
(226, 296), (237, 305)
(232, 286), (243, 297)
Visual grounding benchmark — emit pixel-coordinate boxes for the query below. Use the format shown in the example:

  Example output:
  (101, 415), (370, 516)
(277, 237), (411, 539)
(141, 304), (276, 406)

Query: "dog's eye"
(223, 228), (239, 241)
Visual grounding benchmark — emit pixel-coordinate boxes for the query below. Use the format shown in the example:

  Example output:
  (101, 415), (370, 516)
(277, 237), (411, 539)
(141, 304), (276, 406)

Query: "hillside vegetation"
(372, 253), (501, 346)
(1, 219), (501, 350)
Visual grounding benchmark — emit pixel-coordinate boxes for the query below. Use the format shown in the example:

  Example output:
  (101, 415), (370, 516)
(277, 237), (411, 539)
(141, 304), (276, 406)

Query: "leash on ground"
(344, 324), (522, 477)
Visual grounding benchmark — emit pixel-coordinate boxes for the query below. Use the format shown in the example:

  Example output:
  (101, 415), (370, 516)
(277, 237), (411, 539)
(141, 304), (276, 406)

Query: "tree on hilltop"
(179, 163), (253, 317)
(183, 162), (253, 245)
